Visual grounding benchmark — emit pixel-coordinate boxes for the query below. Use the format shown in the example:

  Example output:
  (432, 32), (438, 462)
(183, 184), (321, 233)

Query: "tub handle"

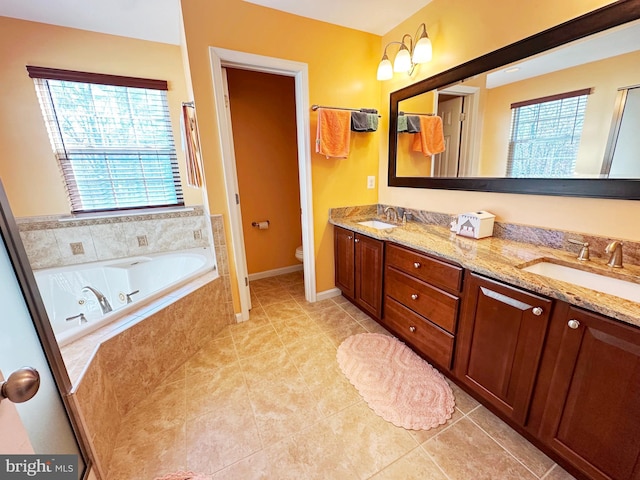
(66, 313), (87, 324)
(125, 290), (140, 304)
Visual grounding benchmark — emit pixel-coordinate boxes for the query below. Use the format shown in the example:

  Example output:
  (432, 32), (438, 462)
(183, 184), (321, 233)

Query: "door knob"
(411, 294), (419, 300)
(413, 262), (421, 268)
(409, 326), (416, 333)
(0, 367), (40, 404)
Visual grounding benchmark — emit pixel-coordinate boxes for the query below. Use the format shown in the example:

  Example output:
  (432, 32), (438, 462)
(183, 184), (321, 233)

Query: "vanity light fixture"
(377, 23), (432, 81)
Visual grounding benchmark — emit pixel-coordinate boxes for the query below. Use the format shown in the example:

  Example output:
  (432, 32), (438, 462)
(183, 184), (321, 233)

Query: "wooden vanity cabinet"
(383, 243), (462, 370)
(333, 226), (384, 319)
(534, 304), (640, 480)
(454, 272), (553, 425)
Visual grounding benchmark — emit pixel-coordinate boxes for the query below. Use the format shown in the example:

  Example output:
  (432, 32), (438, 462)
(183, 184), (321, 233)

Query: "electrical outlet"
(367, 176), (376, 189)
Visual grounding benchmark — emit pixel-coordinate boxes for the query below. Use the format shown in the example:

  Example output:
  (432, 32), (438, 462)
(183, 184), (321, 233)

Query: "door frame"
(209, 47), (316, 321)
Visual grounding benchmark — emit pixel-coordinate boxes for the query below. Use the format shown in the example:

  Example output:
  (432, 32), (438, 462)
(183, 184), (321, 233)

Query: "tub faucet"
(82, 286), (113, 314)
(605, 241), (623, 268)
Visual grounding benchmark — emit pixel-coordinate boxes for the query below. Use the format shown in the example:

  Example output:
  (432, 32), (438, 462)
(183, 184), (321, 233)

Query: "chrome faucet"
(384, 206), (399, 223)
(605, 241), (623, 268)
(82, 286), (113, 314)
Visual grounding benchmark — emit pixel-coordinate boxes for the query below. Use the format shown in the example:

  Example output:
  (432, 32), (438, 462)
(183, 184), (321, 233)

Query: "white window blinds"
(28, 66), (183, 213)
(507, 89), (591, 178)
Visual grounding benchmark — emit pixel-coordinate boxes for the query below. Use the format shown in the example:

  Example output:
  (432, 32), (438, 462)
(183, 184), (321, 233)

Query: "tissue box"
(453, 211), (495, 239)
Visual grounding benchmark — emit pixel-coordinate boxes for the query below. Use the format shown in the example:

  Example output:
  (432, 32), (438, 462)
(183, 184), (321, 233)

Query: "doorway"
(224, 68), (302, 284)
(209, 48), (316, 322)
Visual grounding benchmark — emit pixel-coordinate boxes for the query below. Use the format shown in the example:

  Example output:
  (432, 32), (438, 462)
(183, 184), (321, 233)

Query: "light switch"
(367, 176), (376, 189)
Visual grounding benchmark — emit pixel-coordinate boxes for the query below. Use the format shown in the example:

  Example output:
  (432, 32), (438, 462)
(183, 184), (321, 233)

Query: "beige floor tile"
(184, 336), (238, 378)
(271, 314), (324, 346)
(249, 277), (282, 293)
(248, 375), (323, 445)
(322, 320), (368, 348)
(186, 402), (262, 474)
(447, 379), (480, 414)
(356, 316), (394, 336)
(423, 417), (537, 480)
(254, 286), (294, 307)
(470, 405), (555, 477)
(262, 300), (307, 321)
(245, 306), (271, 326)
(185, 362), (248, 420)
(231, 323), (286, 358)
(327, 401), (419, 479)
(370, 446), (448, 480)
(308, 373), (362, 417)
(309, 305), (358, 331)
(295, 297), (342, 315)
(408, 406), (465, 444)
(276, 271), (304, 285)
(239, 347), (299, 387)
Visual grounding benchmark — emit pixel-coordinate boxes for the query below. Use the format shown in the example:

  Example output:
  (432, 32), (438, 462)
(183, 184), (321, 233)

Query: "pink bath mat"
(337, 333), (455, 430)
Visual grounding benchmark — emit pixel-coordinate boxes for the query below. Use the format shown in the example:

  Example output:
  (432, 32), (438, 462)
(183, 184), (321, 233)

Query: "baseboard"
(316, 287), (342, 301)
(248, 264), (303, 281)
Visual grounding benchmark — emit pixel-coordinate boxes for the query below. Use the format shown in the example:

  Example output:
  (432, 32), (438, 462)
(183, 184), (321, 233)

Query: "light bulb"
(377, 57), (393, 81)
(393, 47), (412, 73)
(412, 36), (432, 64)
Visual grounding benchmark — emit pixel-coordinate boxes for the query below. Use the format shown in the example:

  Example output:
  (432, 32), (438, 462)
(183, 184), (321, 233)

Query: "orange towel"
(411, 115), (445, 156)
(316, 108), (351, 158)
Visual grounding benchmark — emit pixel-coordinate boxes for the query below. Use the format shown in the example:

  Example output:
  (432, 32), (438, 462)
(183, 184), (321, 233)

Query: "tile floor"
(106, 271), (577, 480)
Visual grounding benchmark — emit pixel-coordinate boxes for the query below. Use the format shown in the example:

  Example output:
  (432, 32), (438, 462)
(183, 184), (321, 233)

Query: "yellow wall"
(0, 16), (201, 218)
(379, 0), (640, 242)
(180, 0), (381, 306)
(479, 50), (640, 176)
(226, 68), (302, 274)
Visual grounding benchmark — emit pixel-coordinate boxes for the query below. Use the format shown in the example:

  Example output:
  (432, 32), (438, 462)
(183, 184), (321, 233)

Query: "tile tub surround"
(66, 213), (234, 479)
(329, 205), (640, 327)
(17, 206), (212, 269)
(72, 274), (235, 479)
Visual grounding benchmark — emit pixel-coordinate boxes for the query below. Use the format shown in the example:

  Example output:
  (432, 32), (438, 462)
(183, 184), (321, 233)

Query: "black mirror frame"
(388, 0), (640, 199)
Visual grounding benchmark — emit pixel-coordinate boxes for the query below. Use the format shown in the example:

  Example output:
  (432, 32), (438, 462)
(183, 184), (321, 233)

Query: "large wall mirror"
(388, 0), (640, 199)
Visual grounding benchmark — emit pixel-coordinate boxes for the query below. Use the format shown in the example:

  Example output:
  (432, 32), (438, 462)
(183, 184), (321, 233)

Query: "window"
(507, 88), (591, 178)
(28, 66), (183, 213)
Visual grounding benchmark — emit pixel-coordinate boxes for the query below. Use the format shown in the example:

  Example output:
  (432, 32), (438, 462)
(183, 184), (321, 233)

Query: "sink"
(521, 261), (640, 302)
(357, 220), (397, 230)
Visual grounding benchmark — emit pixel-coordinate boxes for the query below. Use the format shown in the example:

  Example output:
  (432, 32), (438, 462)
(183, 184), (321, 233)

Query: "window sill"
(58, 206), (195, 222)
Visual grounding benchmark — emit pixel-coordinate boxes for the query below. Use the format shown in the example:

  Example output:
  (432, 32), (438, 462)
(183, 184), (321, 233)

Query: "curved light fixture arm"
(377, 23), (431, 80)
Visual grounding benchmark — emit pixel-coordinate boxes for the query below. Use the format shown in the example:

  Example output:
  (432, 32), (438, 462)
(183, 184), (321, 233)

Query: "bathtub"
(34, 247), (217, 346)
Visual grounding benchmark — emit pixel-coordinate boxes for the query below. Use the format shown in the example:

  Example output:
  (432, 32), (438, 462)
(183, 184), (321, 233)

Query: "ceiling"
(0, 0), (432, 45)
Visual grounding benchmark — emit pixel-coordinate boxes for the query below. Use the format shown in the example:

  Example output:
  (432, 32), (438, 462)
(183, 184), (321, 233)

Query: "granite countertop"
(330, 212), (640, 328)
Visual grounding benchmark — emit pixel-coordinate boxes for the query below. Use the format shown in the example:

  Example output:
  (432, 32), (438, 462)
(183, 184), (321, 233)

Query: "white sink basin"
(521, 261), (640, 302)
(357, 220), (397, 230)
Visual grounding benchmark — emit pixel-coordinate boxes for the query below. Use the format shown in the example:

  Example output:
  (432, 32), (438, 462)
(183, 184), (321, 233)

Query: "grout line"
(418, 444), (454, 480)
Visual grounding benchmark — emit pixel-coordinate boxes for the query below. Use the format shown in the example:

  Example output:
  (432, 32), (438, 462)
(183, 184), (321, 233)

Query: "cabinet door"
(455, 272), (552, 424)
(540, 306), (640, 480)
(354, 233), (384, 319)
(334, 226), (355, 300)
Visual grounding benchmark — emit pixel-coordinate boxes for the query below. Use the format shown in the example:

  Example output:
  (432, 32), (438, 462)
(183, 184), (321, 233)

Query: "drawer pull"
(411, 293), (419, 300)
(409, 326), (416, 333)
(568, 319), (580, 329)
(354, 238), (360, 243)
(413, 262), (421, 269)
(532, 306), (543, 316)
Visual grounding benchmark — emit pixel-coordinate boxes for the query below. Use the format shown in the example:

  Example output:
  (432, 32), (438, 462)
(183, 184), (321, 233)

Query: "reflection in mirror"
(389, 0), (640, 199)
(394, 18), (640, 180)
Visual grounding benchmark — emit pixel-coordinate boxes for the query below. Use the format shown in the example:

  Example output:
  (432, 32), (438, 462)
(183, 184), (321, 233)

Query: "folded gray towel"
(407, 115), (421, 133)
(397, 115), (408, 132)
(351, 111), (369, 131)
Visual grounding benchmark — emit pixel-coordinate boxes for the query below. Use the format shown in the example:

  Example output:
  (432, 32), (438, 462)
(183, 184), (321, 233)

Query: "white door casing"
(209, 47), (316, 321)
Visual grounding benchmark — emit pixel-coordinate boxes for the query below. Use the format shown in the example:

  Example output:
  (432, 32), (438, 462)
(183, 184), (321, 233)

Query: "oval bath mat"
(337, 332), (455, 430)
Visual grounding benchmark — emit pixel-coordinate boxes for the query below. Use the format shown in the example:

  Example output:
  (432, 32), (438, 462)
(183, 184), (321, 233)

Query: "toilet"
(295, 245), (304, 263)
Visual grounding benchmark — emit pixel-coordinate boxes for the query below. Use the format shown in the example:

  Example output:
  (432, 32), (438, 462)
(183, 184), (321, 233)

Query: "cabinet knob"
(347, 235), (352, 240)
(568, 319), (581, 329)
(354, 238), (360, 243)
(411, 293), (419, 300)
(413, 262), (421, 269)
(532, 307), (543, 316)
(409, 326), (416, 333)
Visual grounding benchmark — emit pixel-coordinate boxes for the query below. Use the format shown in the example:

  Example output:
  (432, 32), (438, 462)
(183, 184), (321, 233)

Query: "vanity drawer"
(385, 266), (459, 334)
(386, 243), (462, 293)
(384, 296), (454, 370)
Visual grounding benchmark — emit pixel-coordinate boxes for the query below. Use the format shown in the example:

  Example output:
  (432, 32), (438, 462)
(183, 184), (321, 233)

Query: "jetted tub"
(34, 247), (216, 346)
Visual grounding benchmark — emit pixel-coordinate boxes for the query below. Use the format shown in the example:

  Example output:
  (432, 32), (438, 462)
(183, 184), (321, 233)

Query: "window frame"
(27, 66), (184, 214)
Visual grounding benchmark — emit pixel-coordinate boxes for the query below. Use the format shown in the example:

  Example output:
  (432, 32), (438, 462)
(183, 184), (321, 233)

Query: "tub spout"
(82, 286), (113, 314)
